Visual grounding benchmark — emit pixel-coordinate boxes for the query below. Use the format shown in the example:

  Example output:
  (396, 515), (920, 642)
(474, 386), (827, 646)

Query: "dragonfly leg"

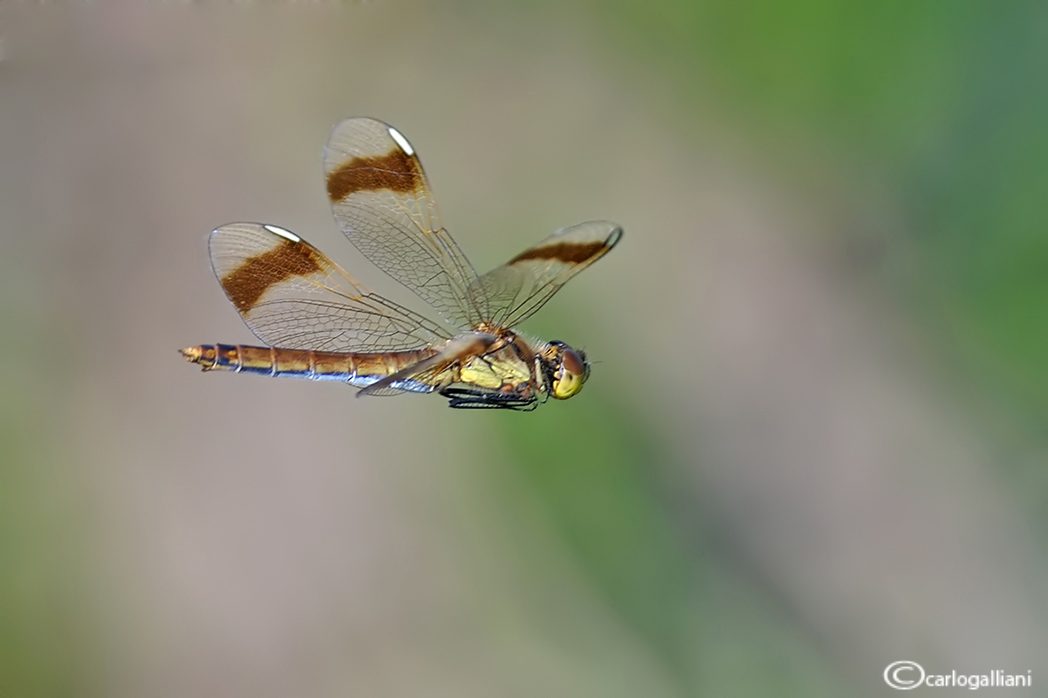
(440, 386), (537, 411)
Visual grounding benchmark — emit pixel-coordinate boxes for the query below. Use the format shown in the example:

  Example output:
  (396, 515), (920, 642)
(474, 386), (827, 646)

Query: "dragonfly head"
(541, 341), (590, 400)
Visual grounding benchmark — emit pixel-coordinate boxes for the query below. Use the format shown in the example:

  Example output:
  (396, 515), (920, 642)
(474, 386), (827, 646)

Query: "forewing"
(208, 223), (449, 352)
(324, 118), (485, 331)
(469, 221), (623, 330)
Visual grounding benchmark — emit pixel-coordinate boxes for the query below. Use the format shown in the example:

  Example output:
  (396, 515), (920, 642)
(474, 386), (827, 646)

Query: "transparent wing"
(208, 223), (449, 352)
(469, 221), (623, 330)
(324, 118), (486, 331)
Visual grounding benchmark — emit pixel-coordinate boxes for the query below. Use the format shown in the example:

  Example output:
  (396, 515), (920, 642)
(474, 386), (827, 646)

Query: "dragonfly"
(180, 118), (622, 410)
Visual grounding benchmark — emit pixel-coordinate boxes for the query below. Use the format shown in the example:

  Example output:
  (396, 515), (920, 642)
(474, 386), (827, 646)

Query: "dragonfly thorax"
(455, 332), (534, 395)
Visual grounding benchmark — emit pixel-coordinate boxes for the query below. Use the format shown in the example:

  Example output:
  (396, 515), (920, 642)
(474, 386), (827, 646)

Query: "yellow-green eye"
(551, 370), (584, 399)
(548, 343), (588, 400)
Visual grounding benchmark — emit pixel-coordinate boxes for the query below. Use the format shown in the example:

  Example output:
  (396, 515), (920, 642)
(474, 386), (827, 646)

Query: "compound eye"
(551, 346), (587, 400)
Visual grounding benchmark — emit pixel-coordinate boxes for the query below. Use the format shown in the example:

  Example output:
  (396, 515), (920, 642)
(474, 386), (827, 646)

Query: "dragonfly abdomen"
(180, 344), (437, 391)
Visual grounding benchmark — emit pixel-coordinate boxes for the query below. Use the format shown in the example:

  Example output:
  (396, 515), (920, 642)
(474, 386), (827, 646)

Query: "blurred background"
(1, 3), (1046, 696)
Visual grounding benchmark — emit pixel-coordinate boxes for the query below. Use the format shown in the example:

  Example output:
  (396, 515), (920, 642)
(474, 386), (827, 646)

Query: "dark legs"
(440, 387), (538, 411)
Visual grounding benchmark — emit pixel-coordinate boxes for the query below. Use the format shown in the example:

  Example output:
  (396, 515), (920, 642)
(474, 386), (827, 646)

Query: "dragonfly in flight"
(181, 118), (622, 410)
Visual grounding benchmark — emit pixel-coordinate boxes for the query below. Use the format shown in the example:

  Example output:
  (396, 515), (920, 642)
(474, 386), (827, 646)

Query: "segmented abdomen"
(180, 344), (438, 392)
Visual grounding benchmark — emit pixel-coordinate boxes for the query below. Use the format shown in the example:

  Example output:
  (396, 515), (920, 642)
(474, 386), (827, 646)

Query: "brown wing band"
(326, 149), (423, 202)
(221, 238), (323, 313)
(509, 240), (609, 265)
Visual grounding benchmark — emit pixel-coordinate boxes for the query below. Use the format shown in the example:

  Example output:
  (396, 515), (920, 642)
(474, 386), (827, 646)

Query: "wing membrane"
(469, 221), (623, 330)
(324, 118), (485, 331)
(208, 222), (449, 352)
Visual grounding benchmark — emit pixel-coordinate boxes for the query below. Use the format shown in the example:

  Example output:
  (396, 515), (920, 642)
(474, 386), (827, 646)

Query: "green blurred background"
(1, 3), (1045, 696)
